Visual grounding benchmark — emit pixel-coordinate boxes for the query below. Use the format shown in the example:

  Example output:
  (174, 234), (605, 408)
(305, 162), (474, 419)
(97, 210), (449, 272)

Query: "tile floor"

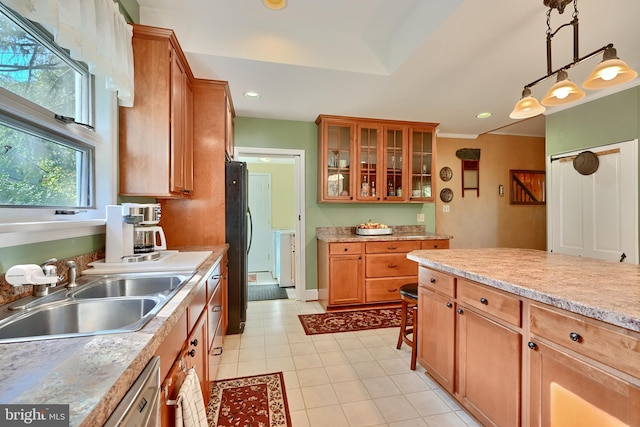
(214, 298), (482, 427)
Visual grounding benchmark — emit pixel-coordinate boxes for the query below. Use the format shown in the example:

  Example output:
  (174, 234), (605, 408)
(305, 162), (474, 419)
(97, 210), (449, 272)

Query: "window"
(0, 4), (94, 209)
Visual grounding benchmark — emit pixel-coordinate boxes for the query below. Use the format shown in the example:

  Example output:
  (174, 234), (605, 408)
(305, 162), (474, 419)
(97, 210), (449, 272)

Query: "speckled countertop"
(0, 245), (228, 427)
(316, 225), (451, 243)
(407, 248), (640, 333)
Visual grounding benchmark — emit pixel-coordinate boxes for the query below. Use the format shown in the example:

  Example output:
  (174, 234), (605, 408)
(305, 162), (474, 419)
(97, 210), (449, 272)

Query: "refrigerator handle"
(247, 206), (253, 255)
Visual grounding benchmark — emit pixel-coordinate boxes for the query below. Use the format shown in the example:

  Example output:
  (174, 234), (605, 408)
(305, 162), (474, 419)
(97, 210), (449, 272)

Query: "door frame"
(235, 146), (307, 301)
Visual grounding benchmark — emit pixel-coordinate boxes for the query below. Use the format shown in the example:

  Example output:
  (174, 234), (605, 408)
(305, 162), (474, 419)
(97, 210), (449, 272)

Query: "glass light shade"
(541, 70), (585, 106)
(263, 0), (287, 10)
(583, 51), (638, 89)
(510, 88), (546, 119)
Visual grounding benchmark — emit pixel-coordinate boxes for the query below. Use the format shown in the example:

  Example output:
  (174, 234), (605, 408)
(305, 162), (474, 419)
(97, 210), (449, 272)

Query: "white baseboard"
(303, 289), (318, 302)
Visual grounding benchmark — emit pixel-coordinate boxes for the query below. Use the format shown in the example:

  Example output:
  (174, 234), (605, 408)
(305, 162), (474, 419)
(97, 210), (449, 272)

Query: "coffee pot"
(105, 204), (168, 263)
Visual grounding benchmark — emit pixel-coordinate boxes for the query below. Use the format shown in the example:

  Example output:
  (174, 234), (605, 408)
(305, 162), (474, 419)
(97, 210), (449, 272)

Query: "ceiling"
(136, 0), (640, 138)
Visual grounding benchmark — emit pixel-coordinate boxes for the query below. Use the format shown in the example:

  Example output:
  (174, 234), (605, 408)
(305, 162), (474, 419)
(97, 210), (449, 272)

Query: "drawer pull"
(430, 278), (436, 283)
(480, 297), (488, 305)
(528, 341), (538, 350)
(187, 349), (196, 358)
(212, 346), (223, 356)
(190, 339), (198, 347)
(388, 288), (398, 293)
(388, 264), (398, 268)
(569, 332), (582, 342)
(457, 308), (464, 315)
(387, 246), (398, 250)
(446, 302), (453, 308)
(211, 305), (222, 313)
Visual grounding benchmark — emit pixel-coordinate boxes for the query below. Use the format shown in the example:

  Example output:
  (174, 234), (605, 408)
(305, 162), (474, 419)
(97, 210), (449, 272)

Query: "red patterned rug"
(207, 372), (291, 427)
(298, 307), (411, 335)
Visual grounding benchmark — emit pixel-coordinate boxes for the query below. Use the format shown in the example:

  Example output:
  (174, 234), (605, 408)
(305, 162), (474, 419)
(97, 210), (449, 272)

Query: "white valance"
(2, 0), (134, 107)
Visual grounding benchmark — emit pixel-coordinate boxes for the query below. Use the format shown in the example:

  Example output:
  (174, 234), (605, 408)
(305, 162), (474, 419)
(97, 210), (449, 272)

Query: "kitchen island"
(0, 245), (227, 427)
(407, 248), (640, 427)
(317, 225), (450, 309)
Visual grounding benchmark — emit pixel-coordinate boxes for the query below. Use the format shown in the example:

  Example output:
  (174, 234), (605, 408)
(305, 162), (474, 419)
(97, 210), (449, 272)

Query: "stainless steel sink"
(0, 297), (162, 343)
(69, 272), (194, 299)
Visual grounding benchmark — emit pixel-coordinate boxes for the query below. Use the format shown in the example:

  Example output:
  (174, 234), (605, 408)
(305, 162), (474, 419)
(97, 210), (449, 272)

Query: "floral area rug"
(298, 307), (411, 335)
(207, 372), (291, 427)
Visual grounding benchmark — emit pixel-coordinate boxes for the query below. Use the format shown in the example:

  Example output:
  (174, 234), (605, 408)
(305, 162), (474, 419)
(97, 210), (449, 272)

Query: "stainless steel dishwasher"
(104, 356), (161, 427)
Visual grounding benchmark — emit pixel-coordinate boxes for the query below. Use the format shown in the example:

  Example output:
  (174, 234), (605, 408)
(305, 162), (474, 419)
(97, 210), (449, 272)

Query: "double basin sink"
(0, 272), (195, 343)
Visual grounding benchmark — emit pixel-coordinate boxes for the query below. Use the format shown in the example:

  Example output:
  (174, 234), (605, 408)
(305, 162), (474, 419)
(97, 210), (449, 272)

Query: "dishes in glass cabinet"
(440, 187), (453, 202)
(439, 166), (453, 182)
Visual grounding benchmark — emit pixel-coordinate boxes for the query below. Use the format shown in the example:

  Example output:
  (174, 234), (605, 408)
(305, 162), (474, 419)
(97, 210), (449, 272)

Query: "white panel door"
(549, 140), (637, 263)
(248, 172), (272, 272)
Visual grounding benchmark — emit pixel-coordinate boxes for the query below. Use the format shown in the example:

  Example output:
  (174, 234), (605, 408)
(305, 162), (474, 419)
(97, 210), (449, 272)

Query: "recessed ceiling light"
(476, 112), (492, 119)
(243, 91), (261, 99)
(263, 0), (287, 10)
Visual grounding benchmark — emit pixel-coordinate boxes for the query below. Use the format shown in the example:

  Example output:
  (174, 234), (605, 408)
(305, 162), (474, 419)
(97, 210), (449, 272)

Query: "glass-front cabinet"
(317, 115), (437, 203)
(409, 128), (434, 201)
(319, 119), (354, 201)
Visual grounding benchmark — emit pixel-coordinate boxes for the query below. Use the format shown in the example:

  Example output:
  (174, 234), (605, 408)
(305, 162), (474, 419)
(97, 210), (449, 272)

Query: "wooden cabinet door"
(383, 126), (407, 201)
(170, 50), (186, 195)
(318, 118), (355, 202)
(184, 312), (209, 406)
(408, 128), (435, 201)
(528, 340), (640, 427)
(417, 286), (455, 392)
(329, 255), (364, 305)
(457, 306), (521, 427)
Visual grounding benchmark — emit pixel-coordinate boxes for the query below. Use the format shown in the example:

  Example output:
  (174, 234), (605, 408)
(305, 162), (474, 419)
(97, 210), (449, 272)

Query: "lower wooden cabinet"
(318, 238), (448, 309)
(528, 340), (640, 427)
(184, 311), (208, 404)
(417, 286), (455, 392)
(457, 306), (521, 427)
(418, 266), (522, 427)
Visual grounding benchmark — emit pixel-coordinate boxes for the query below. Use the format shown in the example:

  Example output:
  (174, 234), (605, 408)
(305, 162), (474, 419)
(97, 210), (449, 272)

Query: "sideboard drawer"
(457, 279), (521, 327)
(329, 242), (363, 255)
(421, 239), (450, 249)
(530, 304), (640, 378)
(419, 266), (456, 298)
(366, 240), (420, 254)
(365, 253), (418, 278)
(365, 277), (416, 303)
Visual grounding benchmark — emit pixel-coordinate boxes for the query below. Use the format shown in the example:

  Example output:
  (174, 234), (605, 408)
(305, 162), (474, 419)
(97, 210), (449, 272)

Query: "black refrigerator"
(225, 161), (251, 334)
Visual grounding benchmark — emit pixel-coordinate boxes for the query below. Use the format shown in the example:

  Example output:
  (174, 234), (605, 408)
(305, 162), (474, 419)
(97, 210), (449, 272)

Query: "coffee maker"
(105, 204), (167, 263)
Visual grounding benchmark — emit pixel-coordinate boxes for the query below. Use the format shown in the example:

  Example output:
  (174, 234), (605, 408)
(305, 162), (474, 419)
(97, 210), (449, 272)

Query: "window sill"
(0, 219), (106, 248)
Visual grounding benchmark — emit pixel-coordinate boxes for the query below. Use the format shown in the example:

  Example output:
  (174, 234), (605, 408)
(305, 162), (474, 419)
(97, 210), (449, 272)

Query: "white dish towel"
(175, 368), (208, 427)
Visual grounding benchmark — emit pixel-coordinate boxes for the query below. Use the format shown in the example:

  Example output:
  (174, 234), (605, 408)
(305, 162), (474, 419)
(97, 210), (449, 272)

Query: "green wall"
(234, 117), (436, 291)
(0, 235), (104, 274)
(546, 87), (640, 155)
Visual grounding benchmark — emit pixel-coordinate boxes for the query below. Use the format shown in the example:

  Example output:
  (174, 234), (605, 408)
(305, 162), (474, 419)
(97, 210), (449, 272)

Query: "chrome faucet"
(5, 259), (63, 297)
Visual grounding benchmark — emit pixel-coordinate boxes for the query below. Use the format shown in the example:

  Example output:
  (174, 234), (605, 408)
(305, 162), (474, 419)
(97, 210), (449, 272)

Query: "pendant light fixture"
(510, 0), (637, 120)
(263, 0), (287, 10)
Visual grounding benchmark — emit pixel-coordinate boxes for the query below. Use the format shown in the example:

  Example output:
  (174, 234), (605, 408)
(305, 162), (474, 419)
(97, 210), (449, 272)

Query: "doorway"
(236, 146), (307, 301)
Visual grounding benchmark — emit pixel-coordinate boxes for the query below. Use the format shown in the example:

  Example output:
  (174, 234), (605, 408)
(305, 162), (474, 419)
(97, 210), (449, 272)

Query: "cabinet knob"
(457, 308), (464, 314)
(344, 248), (348, 251)
(190, 339), (198, 347)
(187, 349), (196, 358)
(446, 302), (453, 308)
(569, 332), (582, 342)
(528, 341), (538, 350)
(430, 278), (436, 283)
(434, 245), (439, 248)
(480, 297), (488, 305)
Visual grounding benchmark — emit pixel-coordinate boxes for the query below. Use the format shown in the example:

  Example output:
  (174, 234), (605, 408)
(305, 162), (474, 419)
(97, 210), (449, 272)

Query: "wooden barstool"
(396, 283), (418, 370)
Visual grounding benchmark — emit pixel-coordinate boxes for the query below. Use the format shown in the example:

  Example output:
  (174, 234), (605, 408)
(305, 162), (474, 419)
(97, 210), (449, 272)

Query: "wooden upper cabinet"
(316, 115), (437, 203)
(119, 24), (194, 198)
